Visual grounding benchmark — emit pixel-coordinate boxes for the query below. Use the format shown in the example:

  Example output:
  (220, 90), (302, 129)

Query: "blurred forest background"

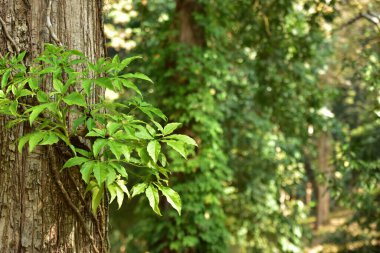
(102, 0), (379, 252)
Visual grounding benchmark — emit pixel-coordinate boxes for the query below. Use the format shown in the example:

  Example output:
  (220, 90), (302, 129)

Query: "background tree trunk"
(316, 132), (333, 229)
(0, 0), (106, 252)
(176, 0), (205, 46)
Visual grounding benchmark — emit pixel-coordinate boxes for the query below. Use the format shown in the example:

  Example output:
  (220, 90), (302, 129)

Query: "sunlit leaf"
(145, 184), (161, 215)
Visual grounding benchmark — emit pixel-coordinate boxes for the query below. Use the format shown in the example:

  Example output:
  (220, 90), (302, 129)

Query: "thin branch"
(46, 0), (63, 46)
(339, 13), (363, 30)
(0, 16), (20, 53)
(362, 12), (380, 33)
(49, 147), (100, 253)
(338, 11), (380, 33)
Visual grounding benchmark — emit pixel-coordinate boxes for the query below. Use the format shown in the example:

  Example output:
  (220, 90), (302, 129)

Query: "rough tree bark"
(0, 0), (107, 252)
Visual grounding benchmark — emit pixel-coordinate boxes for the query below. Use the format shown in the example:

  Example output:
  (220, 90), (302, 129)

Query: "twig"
(49, 147), (100, 253)
(0, 16), (20, 53)
(104, 191), (110, 250)
(46, 0), (63, 46)
(338, 11), (380, 33)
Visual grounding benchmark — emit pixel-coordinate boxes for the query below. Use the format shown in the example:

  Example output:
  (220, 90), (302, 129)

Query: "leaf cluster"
(0, 44), (197, 215)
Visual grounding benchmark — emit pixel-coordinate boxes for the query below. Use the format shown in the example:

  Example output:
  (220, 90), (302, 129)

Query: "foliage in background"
(104, 1), (332, 252)
(330, 0), (380, 238)
(103, 0), (379, 252)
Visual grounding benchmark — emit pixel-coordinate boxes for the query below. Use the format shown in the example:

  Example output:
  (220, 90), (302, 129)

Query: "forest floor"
(305, 209), (380, 253)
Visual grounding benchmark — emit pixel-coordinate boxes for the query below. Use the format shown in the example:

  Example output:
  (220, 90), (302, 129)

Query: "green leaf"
(28, 131), (45, 153)
(63, 156), (89, 168)
(63, 92), (86, 107)
(94, 77), (113, 90)
(80, 161), (94, 183)
(0, 90), (5, 98)
(11, 84), (17, 96)
(106, 122), (121, 136)
(147, 140), (161, 163)
(17, 89), (34, 98)
(53, 78), (64, 93)
(120, 145), (131, 161)
(146, 124), (156, 136)
(120, 56), (142, 69)
(139, 105), (167, 121)
(28, 103), (50, 125)
(108, 141), (122, 160)
(28, 77), (38, 90)
(110, 162), (128, 178)
(166, 140), (187, 159)
(36, 91), (49, 102)
(39, 133), (59, 145)
(18, 134), (31, 152)
(131, 182), (147, 197)
(149, 107), (167, 121)
(91, 184), (104, 215)
(6, 118), (26, 128)
(135, 127), (153, 140)
(159, 153), (167, 167)
(112, 54), (120, 64)
(92, 138), (107, 158)
(85, 180), (97, 194)
(145, 185), (161, 215)
(163, 123), (182, 136)
(38, 66), (57, 75)
(9, 101), (18, 116)
(158, 185), (182, 215)
(86, 118), (96, 131)
(16, 51), (26, 62)
(75, 148), (91, 158)
(165, 134), (197, 146)
(93, 162), (108, 184)
(106, 167), (117, 186)
(116, 180), (130, 198)
(73, 116), (86, 132)
(82, 79), (92, 95)
(120, 79), (142, 96)
(137, 147), (150, 164)
(116, 185), (124, 209)
(121, 72), (153, 83)
(108, 184), (117, 204)
(152, 120), (164, 133)
(1, 69), (11, 89)
(86, 129), (106, 138)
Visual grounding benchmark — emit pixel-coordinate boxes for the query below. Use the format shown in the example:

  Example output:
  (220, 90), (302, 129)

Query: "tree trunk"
(176, 0), (205, 46)
(316, 133), (332, 229)
(0, 1), (107, 252)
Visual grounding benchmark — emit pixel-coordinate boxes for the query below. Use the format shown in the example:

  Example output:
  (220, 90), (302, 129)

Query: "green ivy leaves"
(0, 44), (196, 216)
